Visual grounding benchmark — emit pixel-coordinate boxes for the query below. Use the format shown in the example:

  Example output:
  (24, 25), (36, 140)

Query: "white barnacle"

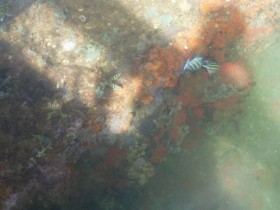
(78, 15), (87, 22)
(61, 39), (76, 52)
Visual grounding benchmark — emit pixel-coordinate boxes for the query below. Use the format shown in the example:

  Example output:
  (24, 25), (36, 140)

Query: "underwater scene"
(0, 0), (280, 209)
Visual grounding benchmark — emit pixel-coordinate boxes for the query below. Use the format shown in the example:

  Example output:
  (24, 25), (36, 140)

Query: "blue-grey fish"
(0, 1), (6, 21)
(182, 56), (220, 75)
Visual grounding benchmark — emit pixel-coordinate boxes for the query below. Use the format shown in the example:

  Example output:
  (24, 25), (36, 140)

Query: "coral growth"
(126, 144), (155, 185)
(182, 140), (200, 151)
(153, 47), (181, 85)
(174, 3), (246, 62)
(142, 46), (182, 88)
(173, 109), (187, 126)
(176, 90), (203, 108)
(169, 126), (182, 142)
(139, 93), (154, 105)
(105, 148), (127, 168)
(134, 46), (183, 104)
(199, 0), (224, 15)
(173, 27), (203, 53)
(84, 117), (105, 134)
(219, 61), (252, 89)
(193, 107), (205, 119)
(202, 5), (246, 61)
(151, 144), (166, 164)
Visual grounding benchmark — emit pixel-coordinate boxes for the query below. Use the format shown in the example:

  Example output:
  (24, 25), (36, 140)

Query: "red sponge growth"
(219, 61), (252, 89)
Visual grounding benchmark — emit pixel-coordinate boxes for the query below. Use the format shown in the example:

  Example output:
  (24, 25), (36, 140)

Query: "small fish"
(107, 72), (123, 90)
(0, 2), (6, 21)
(109, 73), (122, 81)
(107, 82), (122, 90)
(201, 58), (220, 75)
(182, 56), (219, 75)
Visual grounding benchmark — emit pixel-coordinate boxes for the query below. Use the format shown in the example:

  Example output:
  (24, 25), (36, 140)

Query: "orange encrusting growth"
(151, 144), (167, 164)
(176, 90), (203, 108)
(193, 107), (205, 119)
(133, 46), (184, 105)
(169, 126), (182, 142)
(219, 62), (252, 89)
(105, 148), (127, 168)
(139, 93), (154, 105)
(174, 3), (246, 63)
(173, 26), (203, 54)
(173, 109), (187, 125)
(141, 46), (183, 88)
(199, 0), (224, 15)
(202, 5), (246, 62)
